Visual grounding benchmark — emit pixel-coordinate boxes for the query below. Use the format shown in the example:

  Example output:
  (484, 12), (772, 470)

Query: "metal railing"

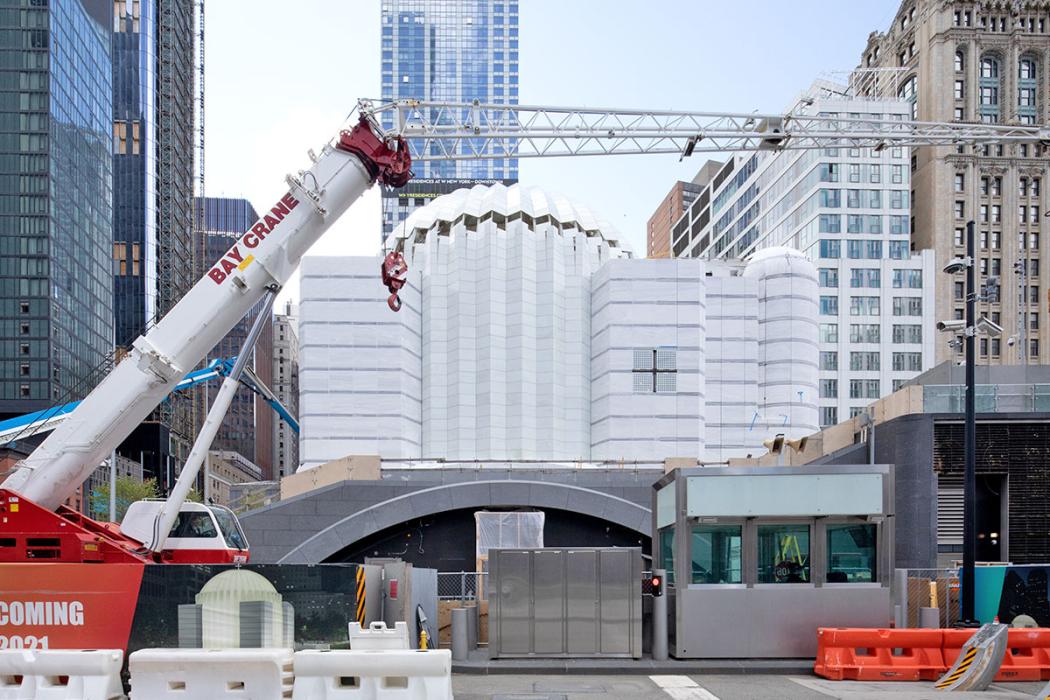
(894, 568), (960, 628)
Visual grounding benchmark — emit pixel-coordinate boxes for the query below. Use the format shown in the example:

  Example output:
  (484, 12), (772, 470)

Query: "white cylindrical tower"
(387, 183), (631, 461)
(743, 247), (820, 440)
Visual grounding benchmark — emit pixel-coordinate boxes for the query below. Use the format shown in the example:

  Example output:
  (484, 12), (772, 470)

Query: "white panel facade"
(298, 184), (820, 469)
(298, 257), (422, 470)
(590, 258), (706, 461)
(704, 266), (761, 459)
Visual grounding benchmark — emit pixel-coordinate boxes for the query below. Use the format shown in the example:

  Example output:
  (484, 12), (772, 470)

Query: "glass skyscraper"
(110, 0), (198, 488)
(0, 0), (113, 418)
(379, 0), (519, 241)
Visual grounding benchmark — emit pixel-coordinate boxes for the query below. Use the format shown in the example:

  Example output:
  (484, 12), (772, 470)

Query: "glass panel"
(757, 524), (810, 583)
(659, 528), (675, 585)
(826, 524), (877, 583)
(691, 524), (742, 584)
(168, 511), (218, 539)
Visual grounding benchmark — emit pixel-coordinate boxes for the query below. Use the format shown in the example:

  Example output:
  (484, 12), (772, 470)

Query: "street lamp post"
(961, 219), (977, 626)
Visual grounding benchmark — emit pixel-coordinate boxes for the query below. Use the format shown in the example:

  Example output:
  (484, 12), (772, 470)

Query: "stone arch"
(277, 480), (652, 563)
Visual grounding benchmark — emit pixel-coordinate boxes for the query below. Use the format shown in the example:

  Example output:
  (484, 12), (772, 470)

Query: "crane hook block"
(337, 115), (414, 188)
(382, 251), (409, 312)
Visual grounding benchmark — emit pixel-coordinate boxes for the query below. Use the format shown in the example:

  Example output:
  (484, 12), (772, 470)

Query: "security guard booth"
(653, 464), (894, 658)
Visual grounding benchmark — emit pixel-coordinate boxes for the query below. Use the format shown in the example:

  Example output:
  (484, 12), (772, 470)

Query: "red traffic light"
(650, 575), (663, 596)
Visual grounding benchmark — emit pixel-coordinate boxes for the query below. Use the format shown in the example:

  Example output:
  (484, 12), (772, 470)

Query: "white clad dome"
(386, 182), (632, 258)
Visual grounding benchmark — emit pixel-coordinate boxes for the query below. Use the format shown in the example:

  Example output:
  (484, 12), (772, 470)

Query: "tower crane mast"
(1, 98), (1046, 564)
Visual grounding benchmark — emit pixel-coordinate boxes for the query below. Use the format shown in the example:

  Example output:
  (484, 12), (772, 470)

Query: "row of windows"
(818, 188), (909, 210)
(820, 296), (923, 317)
(817, 268), (923, 289)
(819, 239), (912, 260)
(953, 201), (1042, 225)
(662, 522), (877, 585)
(954, 228), (1041, 251)
(819, 214), (911, 235)
(820, 163), (905, 184)
(820, 322), (924, 345)
(954, 174), (1041, 198)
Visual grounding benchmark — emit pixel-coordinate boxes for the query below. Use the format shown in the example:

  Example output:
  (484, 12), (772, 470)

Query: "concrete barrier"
(293, 649), (452, 699)
(128, 648), (293, 699)
(348, 621), (410, 651)
(0, 649), (124, 700)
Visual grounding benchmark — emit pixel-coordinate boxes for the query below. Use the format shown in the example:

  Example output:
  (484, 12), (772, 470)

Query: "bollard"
(894, 569), (909, 627)
(451, 607), (470, 661)
(652, 567), (668, 661)
(920, 607), (940, 629)
(465, 604), (478, 650)
(894, 604), (905, 629)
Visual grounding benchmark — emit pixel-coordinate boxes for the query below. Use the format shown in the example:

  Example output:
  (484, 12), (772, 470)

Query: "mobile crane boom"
(1, 98), (1048, 555)
(1, 114), (409, 512)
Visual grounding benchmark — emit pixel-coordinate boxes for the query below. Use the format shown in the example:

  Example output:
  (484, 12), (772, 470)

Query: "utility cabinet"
(488, 547), (641, 658)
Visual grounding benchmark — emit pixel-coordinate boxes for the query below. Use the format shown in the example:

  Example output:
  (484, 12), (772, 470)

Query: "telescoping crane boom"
(1, 99), (1047, 564)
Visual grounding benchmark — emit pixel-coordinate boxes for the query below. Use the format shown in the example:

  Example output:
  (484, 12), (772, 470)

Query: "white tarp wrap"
(475, 511), (544, 556)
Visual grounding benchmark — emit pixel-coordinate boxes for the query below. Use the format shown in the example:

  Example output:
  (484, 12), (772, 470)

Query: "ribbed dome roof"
(386, 183), (631, 256)
(197, 569), (279, 599)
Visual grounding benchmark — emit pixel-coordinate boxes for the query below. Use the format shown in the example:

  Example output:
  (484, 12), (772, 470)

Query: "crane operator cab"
(120, 500), (250, 563)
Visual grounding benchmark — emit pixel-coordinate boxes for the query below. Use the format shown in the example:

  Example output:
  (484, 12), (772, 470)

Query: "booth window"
(826, 523), (877, 583)
(757, 524), (810, 583)
(691, 524), (742, 584)
(659, 528), (675, 585)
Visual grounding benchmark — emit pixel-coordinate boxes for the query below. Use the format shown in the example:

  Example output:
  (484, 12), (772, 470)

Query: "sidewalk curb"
(452, 658), (815, 675)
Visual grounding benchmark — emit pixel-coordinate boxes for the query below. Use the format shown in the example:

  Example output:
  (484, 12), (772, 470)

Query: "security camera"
(937, 319), (966, 332)
(943, 257), (972, 274)
(1008, 336), (1017, 347)
(976, 316), (1003, 337)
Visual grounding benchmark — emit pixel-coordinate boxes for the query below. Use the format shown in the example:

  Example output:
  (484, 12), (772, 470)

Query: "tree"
(89, 476), (159, 522)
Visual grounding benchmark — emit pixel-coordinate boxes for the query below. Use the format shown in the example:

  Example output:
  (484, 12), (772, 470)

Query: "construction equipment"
(1, 98), (1046, 566)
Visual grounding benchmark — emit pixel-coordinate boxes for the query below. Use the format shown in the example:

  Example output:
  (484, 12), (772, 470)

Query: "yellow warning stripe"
(355, 568), (366, 625)
(935, 648), (979, 688)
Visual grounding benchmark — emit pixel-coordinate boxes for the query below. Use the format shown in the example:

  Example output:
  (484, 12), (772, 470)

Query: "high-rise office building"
(272, 301), (299, 478)
(668, 83), (936, 427)
(379, 0), (519, 241)
(197, 197), (274, 478)
(111, 0), (198, 487)
(646, 161), (720, 259)
(0, 0), (114, 418)
(856, 0), (1050, 364)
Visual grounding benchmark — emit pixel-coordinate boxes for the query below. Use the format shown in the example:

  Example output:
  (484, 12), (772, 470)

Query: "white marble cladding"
(590, 258), (706, 460)
(299, 257), (422, 470)
(298, 184), (819, 470)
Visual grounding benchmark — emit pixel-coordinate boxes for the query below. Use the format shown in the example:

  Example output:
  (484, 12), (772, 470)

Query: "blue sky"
(205, 0), (900, 302)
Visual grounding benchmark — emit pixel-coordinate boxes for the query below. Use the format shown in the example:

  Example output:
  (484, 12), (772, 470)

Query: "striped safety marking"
(649, 676), (720, 700)
(355, 567), (366, 626)
(935, 647), (979, 689)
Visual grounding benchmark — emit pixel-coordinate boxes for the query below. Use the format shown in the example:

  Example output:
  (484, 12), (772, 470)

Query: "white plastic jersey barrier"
(128, 648), (293, 699)
(0, 649), (124, 700)
(292, 649), (452, 700)
(348, 622), (410, 650)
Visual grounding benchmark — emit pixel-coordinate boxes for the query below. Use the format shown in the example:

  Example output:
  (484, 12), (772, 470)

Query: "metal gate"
(488, 548), (641, 658)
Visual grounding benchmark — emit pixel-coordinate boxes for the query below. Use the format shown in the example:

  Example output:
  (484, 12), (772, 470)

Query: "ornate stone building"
(856, 0), (1050, 363)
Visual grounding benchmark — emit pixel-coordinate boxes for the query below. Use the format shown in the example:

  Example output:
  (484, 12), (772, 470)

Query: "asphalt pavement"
(451, 674), (1048, 700)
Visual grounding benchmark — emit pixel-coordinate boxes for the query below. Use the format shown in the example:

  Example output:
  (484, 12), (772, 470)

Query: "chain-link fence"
(894, 568), (960, 628)
(437, 571), (487, 601)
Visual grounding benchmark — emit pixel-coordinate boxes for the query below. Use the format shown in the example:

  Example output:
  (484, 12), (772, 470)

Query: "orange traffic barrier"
(944, 628), (1050, 682)
(814, 628), (947, 681)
